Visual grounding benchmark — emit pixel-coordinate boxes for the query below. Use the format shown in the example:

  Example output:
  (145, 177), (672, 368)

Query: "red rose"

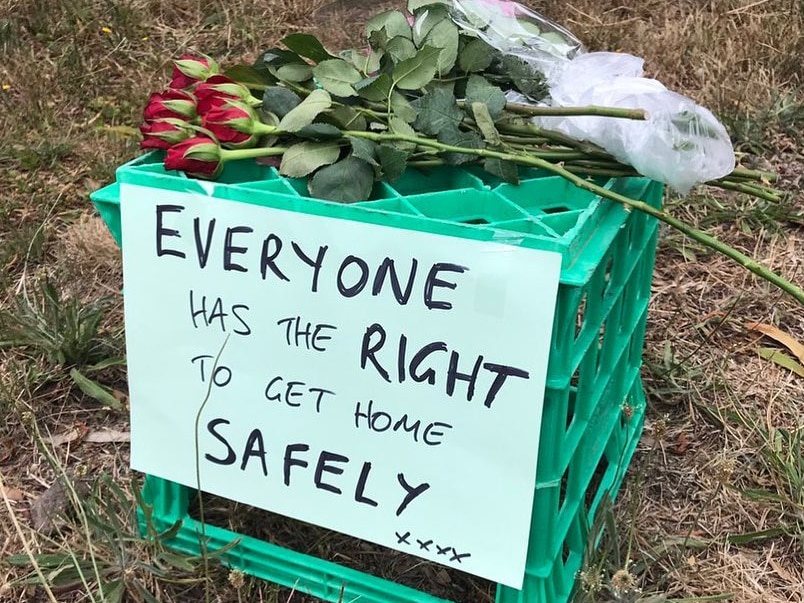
(139, 118), (193, 150)
(143, 89), (196, 121)
(195, 75), (251, 102)
(201, 99), (258, 148)
(196, 91), (233, 117)
(170, 54), (219, 89)
(164, 136), (222, 178)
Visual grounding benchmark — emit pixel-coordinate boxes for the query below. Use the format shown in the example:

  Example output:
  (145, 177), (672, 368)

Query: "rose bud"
(143, 89), (196, 121)
(195, 75), (254, 103)
(169, 54), (219, 89)
(164, 135), (222, 178)
(200, 99), (262, 148)
(139, 118), (193, 150)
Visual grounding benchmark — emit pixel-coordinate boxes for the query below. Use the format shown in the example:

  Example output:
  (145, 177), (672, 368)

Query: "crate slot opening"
(187, 492), (496, 603)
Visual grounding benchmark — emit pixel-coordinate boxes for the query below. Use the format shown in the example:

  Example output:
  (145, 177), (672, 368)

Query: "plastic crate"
(92, 151), (662, 603)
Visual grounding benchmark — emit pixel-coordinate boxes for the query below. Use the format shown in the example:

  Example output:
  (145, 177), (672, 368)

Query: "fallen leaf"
(747, 322), (804, 364)
(30, 471), (90, 534)
(670, 432), (691, 455)
(757, 347), (804, 378)
(769, 558), (796, 583)
(1, 486), (26, 501)
(85, 429), (130, 443)
(49, 429), (82, 447)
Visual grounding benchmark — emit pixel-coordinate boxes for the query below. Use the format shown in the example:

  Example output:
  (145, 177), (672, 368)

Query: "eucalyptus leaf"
(281, 33), (335, 63)
(366, 10), (412, 41)
(471, 102), (502, 145)
(280, 142), (341, 178)
(438, 129), (484, 164)
(313, 59), (362, 97)
(275, 63), (313, 83)
(413, 87), (464, 136)
(484, 157), (519, 184)
(392, 45), (442, 90)
(262, 86), (301, 118)
(278, 89), (332, 132)
(223, 64), (273, 88)
(356, 74), (392, 102)
(386, 36), (418, 63)
(308, 157), (374, 203)
(376, 144), (410, 181)
(458, 38), (496, 72)
(465, 74), (507, 119)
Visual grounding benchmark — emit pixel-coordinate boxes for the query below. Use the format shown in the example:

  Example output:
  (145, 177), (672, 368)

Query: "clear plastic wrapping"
(449, 0), (735, 193)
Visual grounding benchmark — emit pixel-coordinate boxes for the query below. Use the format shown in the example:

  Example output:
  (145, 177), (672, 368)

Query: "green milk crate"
(91, 151), (662, 603)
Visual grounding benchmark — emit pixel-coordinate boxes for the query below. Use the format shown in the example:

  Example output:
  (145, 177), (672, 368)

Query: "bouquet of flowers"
(138, 0), (780, 207)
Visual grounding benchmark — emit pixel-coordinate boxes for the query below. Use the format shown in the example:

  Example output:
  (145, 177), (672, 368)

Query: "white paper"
(120, 183), (561, 588)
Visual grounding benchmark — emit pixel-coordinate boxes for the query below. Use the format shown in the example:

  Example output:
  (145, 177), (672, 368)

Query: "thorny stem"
(343, 129), (804, 305)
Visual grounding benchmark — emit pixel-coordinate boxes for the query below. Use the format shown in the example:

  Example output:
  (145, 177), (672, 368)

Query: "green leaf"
(412, 4), (449, 46)
(295, 123), (343, 140)
(465, 74), (507, 119)
(313, 59), (362, 97)
(392, 46), (442, 90)
(102, 579), (125, 603)
(413, 87), (464, 136)
(501, 55), (549, 100)
(318, 66), (365, 101)
(348, 137), (380, 166)
(376, 144), (410, 181)
(408, 0), (449, 14)
(368, 28), (390, 52)
(484, 158), (519, 184)
(280, 142), (341, 178)
(70, 368), (123, 410)
(758, 348), (804, 378)
(341, 49), (383, 74)
(471, 102), (502, 145)
(262, 86), (301, 118)
(308, 157), (374, 203)
(278, 89), (332, 132)
(281, 33), (335, 63)
(356, 74), (392, 102)
(260, 48), (306, 67)
(386, 36), (418, 63)
(275, 63), (313, 83)
(438, 129), (484, 164)
(223, 64), (273, 88)
(390, 91), (417, 123)
(327, 105), (366, 131)
(366, 10), (412, 41)
(388, 116), (418, 151)
(420, 17), (459, 75)
(85, 356), (127, 371)
(458, 38), (496, 72)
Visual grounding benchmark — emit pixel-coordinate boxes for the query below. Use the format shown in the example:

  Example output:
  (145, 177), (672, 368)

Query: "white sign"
(120, 183), (561, 589)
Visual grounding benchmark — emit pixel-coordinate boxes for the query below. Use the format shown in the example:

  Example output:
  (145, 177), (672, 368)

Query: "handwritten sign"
(120, 183), (561, 589)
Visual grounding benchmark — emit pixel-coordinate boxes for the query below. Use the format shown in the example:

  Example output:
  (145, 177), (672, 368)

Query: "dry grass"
(0, 0), (802, 602)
